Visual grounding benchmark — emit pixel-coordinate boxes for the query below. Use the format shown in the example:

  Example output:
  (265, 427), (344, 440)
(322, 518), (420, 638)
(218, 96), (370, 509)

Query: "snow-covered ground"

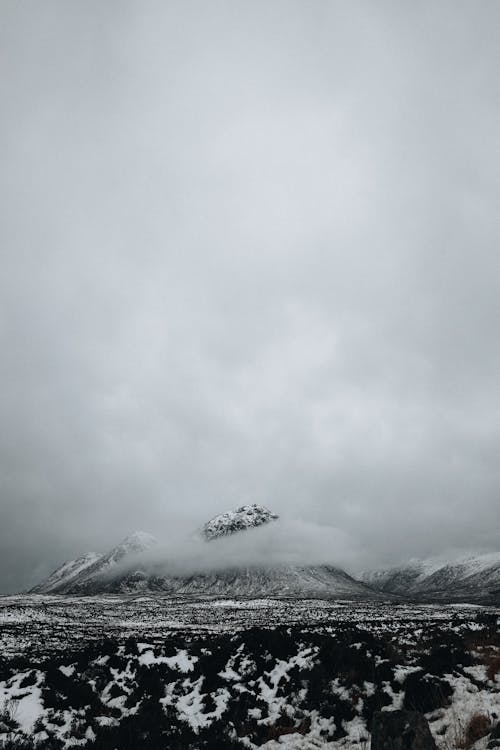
(0, 595), (492, 656)
(0, 595), (498, 749)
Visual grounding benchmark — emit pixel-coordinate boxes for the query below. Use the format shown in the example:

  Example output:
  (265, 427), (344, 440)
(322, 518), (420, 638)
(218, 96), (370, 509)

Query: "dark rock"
(371, 710), (437, 750)
(402, 671), (452, 712)
(488, 722), (500, 748)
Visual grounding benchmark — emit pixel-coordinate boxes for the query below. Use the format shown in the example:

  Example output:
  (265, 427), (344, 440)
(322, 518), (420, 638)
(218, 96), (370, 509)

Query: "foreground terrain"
(0, 595), (498, 749)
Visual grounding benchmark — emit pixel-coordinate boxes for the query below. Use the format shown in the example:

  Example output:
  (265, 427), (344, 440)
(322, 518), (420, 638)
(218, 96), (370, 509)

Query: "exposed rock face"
(371, 710), (437, 750)
(202, 503), (279, 540)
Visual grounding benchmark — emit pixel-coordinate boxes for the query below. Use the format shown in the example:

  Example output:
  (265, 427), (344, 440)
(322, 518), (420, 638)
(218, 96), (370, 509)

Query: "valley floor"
(0, 596), (498, 749)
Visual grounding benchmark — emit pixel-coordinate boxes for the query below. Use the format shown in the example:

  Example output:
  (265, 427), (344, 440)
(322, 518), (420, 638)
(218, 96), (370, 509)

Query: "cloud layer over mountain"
(117, 519), (361, 579)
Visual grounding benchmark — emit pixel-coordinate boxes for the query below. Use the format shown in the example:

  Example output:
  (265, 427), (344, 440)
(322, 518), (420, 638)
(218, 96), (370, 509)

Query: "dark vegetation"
(0, 616), (498, 749)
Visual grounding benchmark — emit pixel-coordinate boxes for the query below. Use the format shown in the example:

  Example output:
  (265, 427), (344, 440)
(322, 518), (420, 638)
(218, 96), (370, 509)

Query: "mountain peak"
(106, 531), (157, 563)
(120, 531), (157, 549)
(202, 503), (279, 541)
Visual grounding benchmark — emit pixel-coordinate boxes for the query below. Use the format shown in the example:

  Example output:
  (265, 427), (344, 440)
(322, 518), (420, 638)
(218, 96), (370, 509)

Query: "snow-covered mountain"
(202, 504), (279, 540)
(30, 506), (382, 599)
(29, 552), (103, 594)
(362, 552), (500, 604)
(170, 564), (378, 598)
(31, 511), (500, 603)
(30, 531), (158, 595)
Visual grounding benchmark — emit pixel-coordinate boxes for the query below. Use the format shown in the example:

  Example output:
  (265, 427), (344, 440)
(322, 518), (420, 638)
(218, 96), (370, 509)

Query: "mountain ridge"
(362, 552), (500, 604)
(30, 507), (500, 604)
(30, 531), (158, 595)
(29, 505), (383, 599)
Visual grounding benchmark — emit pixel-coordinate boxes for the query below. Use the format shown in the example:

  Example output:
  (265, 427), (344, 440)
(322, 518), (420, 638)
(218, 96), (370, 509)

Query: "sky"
(1, 1), (499, 593)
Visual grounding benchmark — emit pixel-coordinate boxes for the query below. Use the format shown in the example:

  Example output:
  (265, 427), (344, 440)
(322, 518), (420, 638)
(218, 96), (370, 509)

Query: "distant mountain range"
(29, 504), (500, 604)
(29, 505), (379, 599)
(362, 553), (500, 605)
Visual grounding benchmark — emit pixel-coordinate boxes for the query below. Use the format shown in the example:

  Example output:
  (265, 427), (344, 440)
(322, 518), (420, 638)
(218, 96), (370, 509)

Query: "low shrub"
(464, 712), (492, 748)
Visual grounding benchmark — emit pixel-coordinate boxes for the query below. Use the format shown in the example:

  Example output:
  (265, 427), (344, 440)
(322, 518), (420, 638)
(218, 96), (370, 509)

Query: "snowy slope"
(30, 531), (157, 594)
(173, 564), (381, 599)
(361, 559), (444, 595)
(71, 563), (382, 599)
(29, 552), (103, 594)
(363, 552), (500, 604)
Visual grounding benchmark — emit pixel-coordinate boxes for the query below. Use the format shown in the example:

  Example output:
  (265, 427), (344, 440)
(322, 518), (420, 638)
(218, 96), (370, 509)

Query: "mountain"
(202, 504), (279, 540)
(30, 552), (103, 595)
(169, 564), (380, 599)
(30, 506), (383, 599)
(362, 552), (500, 604)
(31, 511), (500, 603)
(30, 531), (157, 595)
(66, 562), (381, 599)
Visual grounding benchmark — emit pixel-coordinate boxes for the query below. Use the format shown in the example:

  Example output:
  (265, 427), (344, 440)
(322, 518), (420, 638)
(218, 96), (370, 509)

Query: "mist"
(1, 1), (500, 593)
(105, 519), (361, 582)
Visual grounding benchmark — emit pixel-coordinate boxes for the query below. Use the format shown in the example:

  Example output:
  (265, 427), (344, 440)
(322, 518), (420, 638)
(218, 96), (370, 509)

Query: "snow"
(163, 677), (229, 732)
(257, 647), (318, 724)
(0, 594), (498, 750)
(31, 553), (103, 594)
(0, 671), (44, 734)
(393, 665), (422, 684)
(138, 645), (198, 672)
(363, 551), (500, 602)
(429, 672), (500, 750)
(31, 532), (157, 594)
(202, 504), (279, 540)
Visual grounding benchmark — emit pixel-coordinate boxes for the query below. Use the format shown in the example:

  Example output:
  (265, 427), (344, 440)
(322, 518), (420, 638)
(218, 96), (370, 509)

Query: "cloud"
(106, 518), (362, 580)
(1, 1), (499, 592)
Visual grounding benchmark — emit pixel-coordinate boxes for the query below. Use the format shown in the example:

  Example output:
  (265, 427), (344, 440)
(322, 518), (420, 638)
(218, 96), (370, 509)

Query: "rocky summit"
(201, 503), (279, 540)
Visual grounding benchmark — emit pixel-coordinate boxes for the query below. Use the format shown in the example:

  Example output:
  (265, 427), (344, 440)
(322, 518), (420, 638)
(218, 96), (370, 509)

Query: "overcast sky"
(1, 1), (499, 593)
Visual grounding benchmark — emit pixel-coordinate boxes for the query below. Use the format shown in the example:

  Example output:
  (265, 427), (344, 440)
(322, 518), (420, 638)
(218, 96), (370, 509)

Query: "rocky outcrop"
(371, 710), (436, 750)
(202, 504), (279, 540)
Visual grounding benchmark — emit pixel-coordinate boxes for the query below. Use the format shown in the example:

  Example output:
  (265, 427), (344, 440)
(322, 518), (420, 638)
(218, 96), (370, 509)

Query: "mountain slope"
(30, 552), (103, 594)
(30, 531), (157, 595)
(81, 562), (382, 599)
(363, 552), (500, 604)
(172, 564), (380, 599)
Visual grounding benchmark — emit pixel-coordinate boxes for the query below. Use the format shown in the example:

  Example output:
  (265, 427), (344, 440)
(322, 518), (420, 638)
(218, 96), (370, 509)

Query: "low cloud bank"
(104, 519), (364, 580)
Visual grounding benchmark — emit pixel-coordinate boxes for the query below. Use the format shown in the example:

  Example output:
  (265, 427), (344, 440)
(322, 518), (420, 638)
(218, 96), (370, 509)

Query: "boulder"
(402, 671), (452, 713)
(371, 710), (437, 750)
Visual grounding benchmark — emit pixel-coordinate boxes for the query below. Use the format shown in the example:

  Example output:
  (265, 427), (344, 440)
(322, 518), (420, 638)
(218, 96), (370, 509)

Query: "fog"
(108, 519), (360, 580)
(1, 1), (499, 592)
